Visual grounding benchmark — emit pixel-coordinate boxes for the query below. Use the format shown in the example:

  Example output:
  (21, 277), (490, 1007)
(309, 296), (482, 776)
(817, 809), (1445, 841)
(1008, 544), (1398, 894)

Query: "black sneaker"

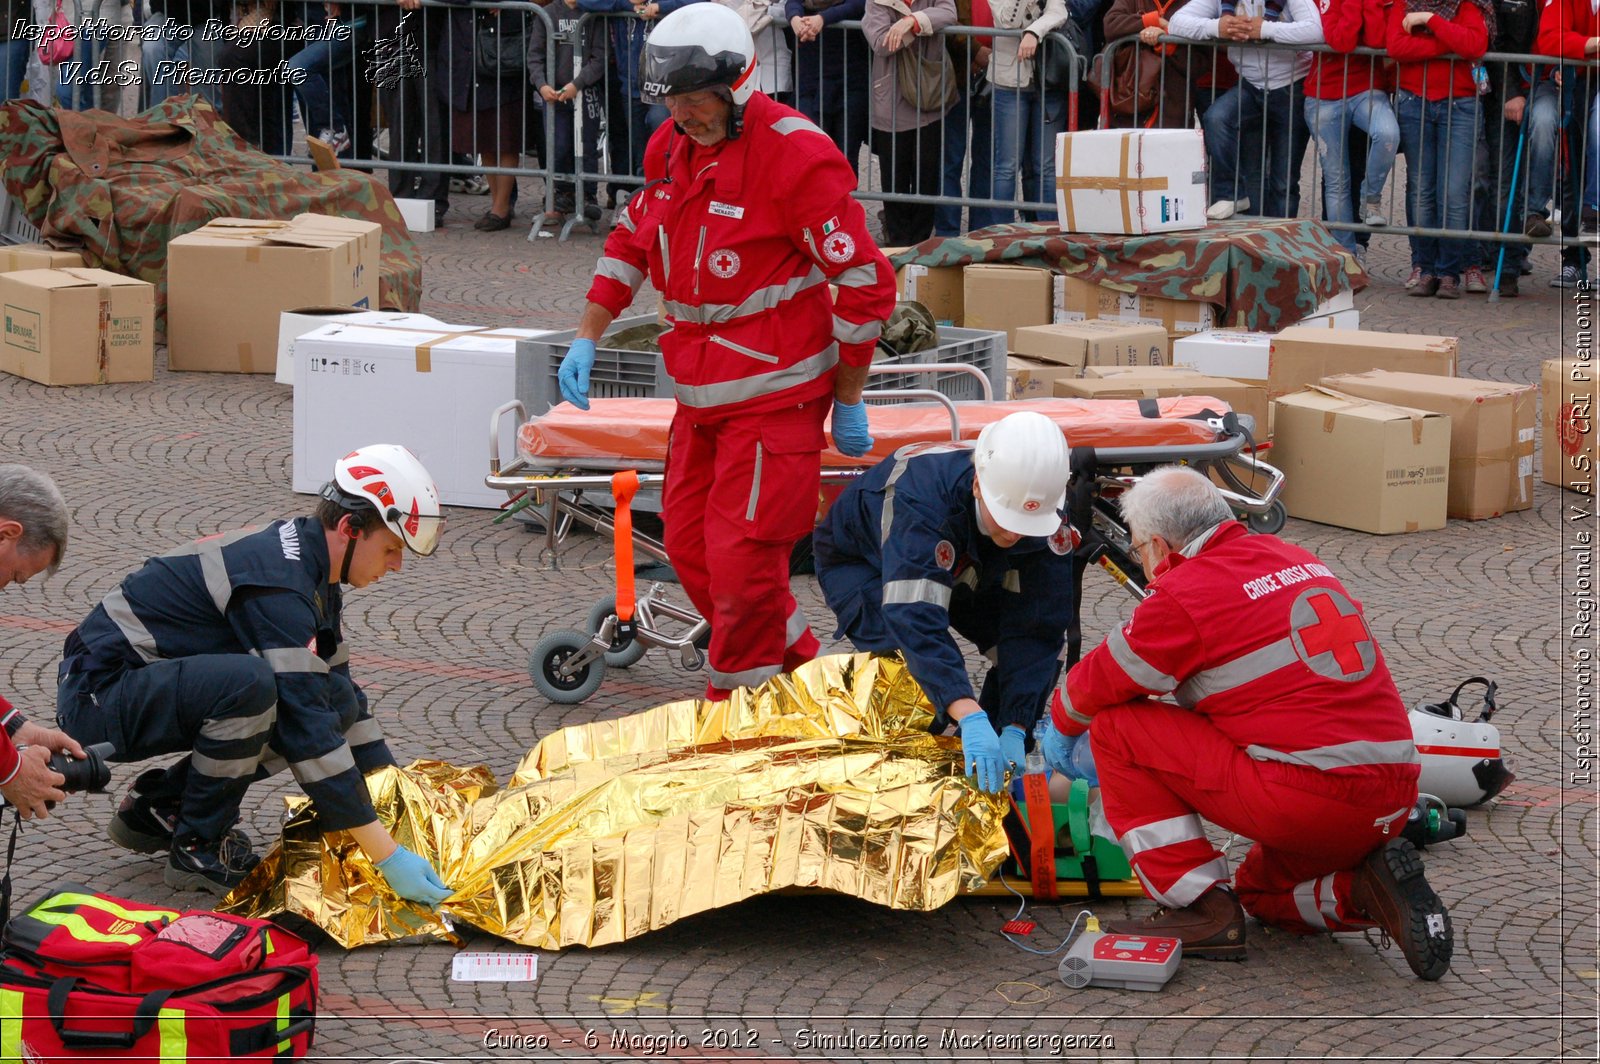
(109, 773), (252, 855)
(165, 833), (261, 896)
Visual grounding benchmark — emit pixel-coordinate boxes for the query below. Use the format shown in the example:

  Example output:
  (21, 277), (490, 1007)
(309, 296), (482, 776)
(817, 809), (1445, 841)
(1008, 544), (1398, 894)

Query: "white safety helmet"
(639, 3), (759, 107)
(972, 412), (1071, 538)
(323, 444), (445, 557)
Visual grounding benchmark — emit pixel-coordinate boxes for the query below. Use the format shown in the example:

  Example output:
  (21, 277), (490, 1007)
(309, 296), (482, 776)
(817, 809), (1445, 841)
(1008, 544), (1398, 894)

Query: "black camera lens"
(49, 741), (114, 794)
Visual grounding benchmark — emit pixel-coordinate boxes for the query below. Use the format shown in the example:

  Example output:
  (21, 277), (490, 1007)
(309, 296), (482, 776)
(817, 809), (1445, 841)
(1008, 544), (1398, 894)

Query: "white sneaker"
(1207, 197), (1250, 221)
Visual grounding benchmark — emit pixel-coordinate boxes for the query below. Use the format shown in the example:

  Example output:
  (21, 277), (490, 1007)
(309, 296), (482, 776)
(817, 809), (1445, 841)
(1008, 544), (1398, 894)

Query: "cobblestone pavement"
(0, 188), (1593, 1063)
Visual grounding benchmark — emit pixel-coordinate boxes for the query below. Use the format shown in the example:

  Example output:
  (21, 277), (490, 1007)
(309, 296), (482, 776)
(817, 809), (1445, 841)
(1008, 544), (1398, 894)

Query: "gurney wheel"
(586, 598), (648, 668)
(1244, 501), (1287, 536)
(529, 629), (607, 703)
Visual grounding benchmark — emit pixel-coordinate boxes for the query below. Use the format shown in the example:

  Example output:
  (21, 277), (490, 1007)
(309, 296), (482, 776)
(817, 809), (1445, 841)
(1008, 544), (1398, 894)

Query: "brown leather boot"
(1102, 886), (1247, 961)
(1350, 838), (1452, 981)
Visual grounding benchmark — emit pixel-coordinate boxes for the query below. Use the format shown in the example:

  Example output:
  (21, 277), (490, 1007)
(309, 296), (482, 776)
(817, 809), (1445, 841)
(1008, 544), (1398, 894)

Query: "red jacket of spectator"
(1308, 0), (1396, 98)
(1536, 0), (1599, 58)
(0, 695), (22, 788)
(1051, 521), (1418, 784)
(1386, 0), (1488, 99)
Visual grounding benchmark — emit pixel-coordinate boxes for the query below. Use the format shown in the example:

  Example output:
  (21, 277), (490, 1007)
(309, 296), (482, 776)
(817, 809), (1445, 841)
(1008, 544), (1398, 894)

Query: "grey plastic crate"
(0, 194), (41, 245)
(516, 314), (1007, 414)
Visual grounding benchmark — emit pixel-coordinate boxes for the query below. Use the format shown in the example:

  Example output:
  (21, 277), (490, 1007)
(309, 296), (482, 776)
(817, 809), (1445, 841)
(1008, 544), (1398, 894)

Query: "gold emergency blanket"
(220, 654), (1011, 949)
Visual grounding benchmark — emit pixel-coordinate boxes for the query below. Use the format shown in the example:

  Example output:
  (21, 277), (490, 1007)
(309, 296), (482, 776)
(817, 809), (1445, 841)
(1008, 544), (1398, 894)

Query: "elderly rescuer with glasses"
(557, 3), (897, 703)
(1041, 465), (1453, 981)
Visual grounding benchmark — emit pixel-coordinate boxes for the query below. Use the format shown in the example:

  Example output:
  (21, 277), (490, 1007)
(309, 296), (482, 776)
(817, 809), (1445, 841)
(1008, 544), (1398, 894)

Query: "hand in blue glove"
(830, 398), (874, 457)
(375, 845), (453, 908)
(1000, 724), (1027, 776)
(558, 337), (596, 410)
(1041, 725), (1078, 777)
(958, 713), (1007, 794)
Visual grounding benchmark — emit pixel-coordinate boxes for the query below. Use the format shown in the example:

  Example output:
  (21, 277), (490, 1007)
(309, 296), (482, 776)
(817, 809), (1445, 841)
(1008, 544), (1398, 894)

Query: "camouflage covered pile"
(890, 219), (1365, 333)
(0, 96), (421, 333)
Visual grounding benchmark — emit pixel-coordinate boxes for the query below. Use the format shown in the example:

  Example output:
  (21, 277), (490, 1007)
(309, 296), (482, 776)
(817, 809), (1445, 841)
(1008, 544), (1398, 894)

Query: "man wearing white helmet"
(558, 2), (898, 701)
(57, 445), (454, 905)
(811, 412), (1077, 793)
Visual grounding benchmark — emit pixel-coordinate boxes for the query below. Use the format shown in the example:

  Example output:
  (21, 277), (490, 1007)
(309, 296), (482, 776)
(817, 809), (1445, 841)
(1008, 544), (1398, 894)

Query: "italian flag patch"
(820, 217), (840, 236)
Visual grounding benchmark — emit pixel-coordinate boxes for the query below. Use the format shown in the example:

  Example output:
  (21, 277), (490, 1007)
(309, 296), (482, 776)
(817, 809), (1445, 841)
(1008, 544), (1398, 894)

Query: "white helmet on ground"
(639, 3), (759, 106)
(324, 444), (445, 556)
(973, 412), (1071, 538)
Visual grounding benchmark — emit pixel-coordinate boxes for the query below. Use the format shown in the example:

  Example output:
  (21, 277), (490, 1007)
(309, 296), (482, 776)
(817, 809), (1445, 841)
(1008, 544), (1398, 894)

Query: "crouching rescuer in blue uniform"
(812, 412), (1076, 792)
(57, 445), (455, 905)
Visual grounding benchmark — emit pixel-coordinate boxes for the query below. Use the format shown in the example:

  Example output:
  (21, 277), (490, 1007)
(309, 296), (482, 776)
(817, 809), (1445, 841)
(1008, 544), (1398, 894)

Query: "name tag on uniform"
(709, 201), (745, 220)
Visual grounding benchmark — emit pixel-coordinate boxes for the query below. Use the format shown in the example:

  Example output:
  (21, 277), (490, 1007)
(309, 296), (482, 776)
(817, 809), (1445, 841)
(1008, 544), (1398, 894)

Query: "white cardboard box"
(394, 198), (437, 234)
(1300, 290), (1360, 330)
(1054, 129), (1207, 235)
(1172, 330), (1274, 384)
(293, 320), (553, 509)
(277, 308), (454, 385)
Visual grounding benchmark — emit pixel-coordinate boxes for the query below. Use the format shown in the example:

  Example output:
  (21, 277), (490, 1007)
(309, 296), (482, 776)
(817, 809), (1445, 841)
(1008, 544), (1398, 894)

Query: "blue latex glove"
(375, 845), (453, 907)
(558, 337), (596, 410)
(1070, 732), (1100, 787)
(958, 713), (1007, 794)
(1041, 725), (1078, 777)
(1000, 724), (1027, 776)
(831, 398), (874, 457)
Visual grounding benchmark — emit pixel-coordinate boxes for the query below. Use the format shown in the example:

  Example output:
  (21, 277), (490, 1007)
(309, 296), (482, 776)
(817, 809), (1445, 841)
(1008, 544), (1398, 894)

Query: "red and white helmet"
(639, 3), (759, 107)
(326, 444), (444, 556)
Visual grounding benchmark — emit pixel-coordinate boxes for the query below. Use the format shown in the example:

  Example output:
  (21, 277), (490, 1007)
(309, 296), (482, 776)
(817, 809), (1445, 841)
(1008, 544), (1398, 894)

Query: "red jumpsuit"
(1050, 521), (1419, 933)
(585, 92), (896, 699)
(0, 696), (24, 789)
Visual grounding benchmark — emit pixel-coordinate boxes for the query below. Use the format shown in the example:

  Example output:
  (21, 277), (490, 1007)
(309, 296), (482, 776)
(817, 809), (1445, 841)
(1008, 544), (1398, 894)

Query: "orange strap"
(1022, 773), (1058, 900)
(610, 471), (639, 624)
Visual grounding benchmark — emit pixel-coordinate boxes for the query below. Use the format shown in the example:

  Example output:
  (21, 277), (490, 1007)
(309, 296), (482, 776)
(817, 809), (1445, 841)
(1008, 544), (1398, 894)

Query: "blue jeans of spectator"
(289, 26), (361, 143)
(1521, 75), (1591, 271)
(1203, 79), (1309, 217)
(0, 39), (25, 100)
(56, 33), (107, 111)
(141, 18), (190, 110)
(1471, 88), (1530, 273)
(1396, 90), (1479, 282)
(1305, 90), (1399, 253)
(991, 81), (1066, 223)
(934, 89), (969, 236)
(1588, 91), (1599, 213)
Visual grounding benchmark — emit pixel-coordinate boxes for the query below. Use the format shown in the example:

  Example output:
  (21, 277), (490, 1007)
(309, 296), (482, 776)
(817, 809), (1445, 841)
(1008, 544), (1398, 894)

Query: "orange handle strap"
(1023, 773), (1059, 900)
(610, 471), (639, 624)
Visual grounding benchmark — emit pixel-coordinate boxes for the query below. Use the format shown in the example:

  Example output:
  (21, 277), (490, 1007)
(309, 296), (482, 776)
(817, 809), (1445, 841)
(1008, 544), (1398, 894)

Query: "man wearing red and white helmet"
(57, 445), (453, 906)
(559, 2), (897, 702)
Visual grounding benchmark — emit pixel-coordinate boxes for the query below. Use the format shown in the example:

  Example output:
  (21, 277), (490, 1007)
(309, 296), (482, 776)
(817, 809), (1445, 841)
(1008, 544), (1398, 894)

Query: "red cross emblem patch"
(934, 540), (956, 570)
(822, 232), (856, 263)
(1559, 402), (1588, 456)
(1047, 521), (1079, 556)
(1288, 588), (1376, 682)
(708, 248), (741, 279)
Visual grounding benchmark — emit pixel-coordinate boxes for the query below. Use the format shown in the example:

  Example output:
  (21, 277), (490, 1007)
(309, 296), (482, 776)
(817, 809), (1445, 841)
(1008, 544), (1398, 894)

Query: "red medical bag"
(0, 884), (317, 1062)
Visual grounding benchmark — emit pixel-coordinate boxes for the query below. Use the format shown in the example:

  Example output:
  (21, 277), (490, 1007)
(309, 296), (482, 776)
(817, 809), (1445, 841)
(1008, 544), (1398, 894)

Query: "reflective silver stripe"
(832, 264), (878, 289)
(328, 642), (350, 668)
(1002, 570), (1021, 593)
(882, 578), (952, 609)
(982, 646), (998, 665)
(1294, 879), (1327, 930)
(673, 343), (838, 408)
(192, 750), (262, 779)
(663, 268), (825, 324)
(833, 316), (881, 344)
(344, 717), (385, 747)
(746, 441), (764, 521)
(1156, 858), (1231, 908)
(1120, 813), (1207, 856)
(1106, 625), (1177, 694)
(102, 588), (159, 663)
(1245, 739), (1420, 772)
(163, 527), (260, 557)
(1059, 684), (1093, 729)
(1175, 638), (1300, 707)
(257, 748), (287, 777)
(200, 705), (276, 743)
(879, 443), (969, 546)
(1178, 521), (1229, 559)
(595, 256), (644, 289)
(261, 647), (330, 675)
(616, 207), (637, 233)
(291, 743), (357, 784)
(197, 546), (232, 613)
(709, 664), (781, 690)
(784, 605), (809, 648)
(771, 115), (826, 137)
(712, 334), (779, 364)
(1318, 874), (1341, 924)
(955, 567), (978, 591)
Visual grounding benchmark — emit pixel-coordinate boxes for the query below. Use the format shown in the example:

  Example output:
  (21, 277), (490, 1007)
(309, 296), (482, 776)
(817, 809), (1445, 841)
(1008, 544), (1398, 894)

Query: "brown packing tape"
(307, 320), (532, 373)
(1322, 411), (1336, 434)
(238, 343), (253, 373)
(1406, 522), (1418, 532)
(245, 248), (261, 263)
(96, 289), (110, 385)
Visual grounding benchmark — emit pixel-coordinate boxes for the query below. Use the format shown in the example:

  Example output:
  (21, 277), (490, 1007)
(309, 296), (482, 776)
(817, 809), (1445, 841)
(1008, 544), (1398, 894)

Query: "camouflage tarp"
(0, 96), (421, 333)
(889, 219), (1366, 333)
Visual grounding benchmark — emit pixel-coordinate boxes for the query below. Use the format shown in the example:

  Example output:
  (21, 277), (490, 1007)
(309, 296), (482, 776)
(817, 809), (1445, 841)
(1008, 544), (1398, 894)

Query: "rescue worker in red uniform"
(558, 2), (897, 700)
(1042, 466), (1452, 980)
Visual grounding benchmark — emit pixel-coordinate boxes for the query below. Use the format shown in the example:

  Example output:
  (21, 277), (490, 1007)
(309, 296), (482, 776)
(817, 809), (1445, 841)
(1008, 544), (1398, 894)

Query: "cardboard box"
(293, 319), (554, 508)
(1014, 320), (1167, 372)
(1271, 388), (1449, 534)
(276, 307), (453, 385)
(882, 247), (965, 326)
(1082, 364), (1208, 379)
(1054, 273), (1215, 337)
(0, 244), (85, 272)
(1299, 290), (1361, 330)
(1007, 355), (1086, 399)
(1543, 358), (1598, 493)
(1173, 330), (1274, 385)
(0, 268), (154, 385)
(1322, 370), (1537, 520)
(394, 198), (437, 234)
(1053, 371), (1267, 436)
(1268, 327), (1456, 402)
(167, 214), (382, 374)
(963, 265), (1052, 348)
(1054, 129), (1207, 235)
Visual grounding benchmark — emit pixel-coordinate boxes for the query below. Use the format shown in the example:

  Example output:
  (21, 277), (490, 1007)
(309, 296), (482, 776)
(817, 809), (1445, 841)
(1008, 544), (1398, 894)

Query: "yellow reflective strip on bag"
(158, 1006), (188, 1062)
(277, 991), (292, 1053)
(28, 892), (179, 945)
(1, 987), (23, 1060)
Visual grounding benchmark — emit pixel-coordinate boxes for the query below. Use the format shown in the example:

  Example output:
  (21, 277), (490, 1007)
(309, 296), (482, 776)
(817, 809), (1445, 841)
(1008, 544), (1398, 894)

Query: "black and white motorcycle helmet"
(639, 3), (759, 107)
